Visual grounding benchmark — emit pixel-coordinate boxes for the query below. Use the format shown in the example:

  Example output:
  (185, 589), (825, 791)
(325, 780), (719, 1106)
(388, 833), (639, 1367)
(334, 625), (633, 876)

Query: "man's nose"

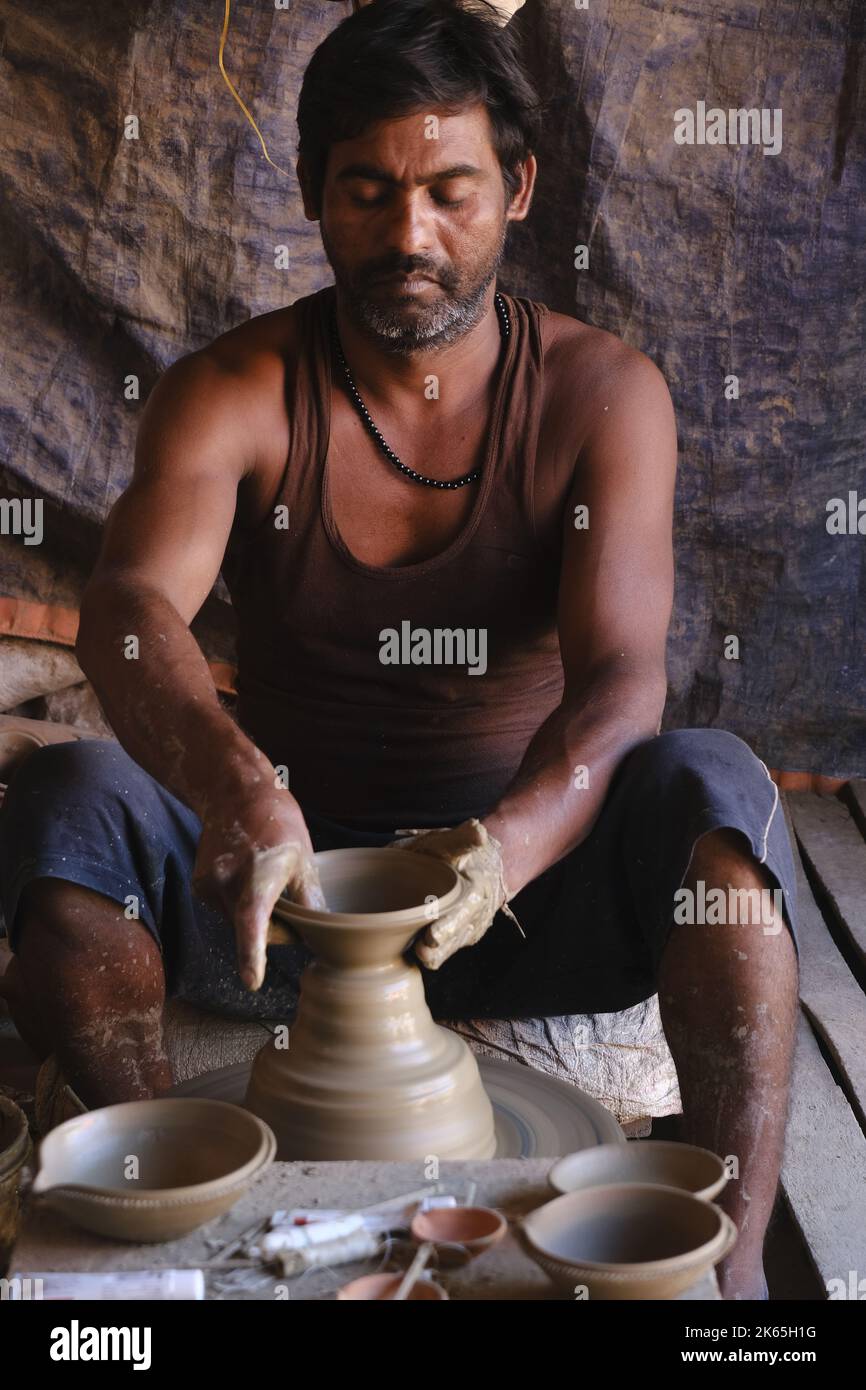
(381, 192), (435, 260)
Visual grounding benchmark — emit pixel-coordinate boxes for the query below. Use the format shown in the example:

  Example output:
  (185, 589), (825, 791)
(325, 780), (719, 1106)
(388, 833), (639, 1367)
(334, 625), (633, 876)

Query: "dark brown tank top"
(222, 284), (572, 830)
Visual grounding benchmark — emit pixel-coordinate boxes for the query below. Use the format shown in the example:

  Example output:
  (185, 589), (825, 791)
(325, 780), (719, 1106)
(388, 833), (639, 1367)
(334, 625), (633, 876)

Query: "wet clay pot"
(244, 848), (497, 1160)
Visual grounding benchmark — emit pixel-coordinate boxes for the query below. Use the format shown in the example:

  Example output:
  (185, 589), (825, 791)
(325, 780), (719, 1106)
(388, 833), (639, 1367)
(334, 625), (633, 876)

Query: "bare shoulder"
(163, 301), (302, 405)
(200, 301), (301, 373)
(144, 302), (303, 469)
(540, 304), (674, 442)
(135, 303), (305, 528)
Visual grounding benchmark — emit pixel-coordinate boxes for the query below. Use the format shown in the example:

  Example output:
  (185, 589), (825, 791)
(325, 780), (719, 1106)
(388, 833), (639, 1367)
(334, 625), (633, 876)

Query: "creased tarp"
(0, 0), (863, 772)
(448, 999), (681, 1124)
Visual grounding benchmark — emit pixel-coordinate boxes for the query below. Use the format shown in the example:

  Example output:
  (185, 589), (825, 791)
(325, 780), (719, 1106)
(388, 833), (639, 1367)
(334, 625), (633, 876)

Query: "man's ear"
(296, 156), (320, 221)
(506, 154), (537, 223)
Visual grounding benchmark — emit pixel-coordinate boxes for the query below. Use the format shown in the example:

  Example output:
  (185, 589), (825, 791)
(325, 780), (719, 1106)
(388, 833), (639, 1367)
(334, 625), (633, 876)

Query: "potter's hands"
(387, 818), (516, 970)
(192, 789), (325, 992)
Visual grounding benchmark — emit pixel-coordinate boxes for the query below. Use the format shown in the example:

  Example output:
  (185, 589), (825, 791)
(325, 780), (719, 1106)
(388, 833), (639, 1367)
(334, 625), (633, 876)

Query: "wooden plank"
(786, 792), (866, 971)
(782, 1014), (866, 1290)
(781, 798), (866, 1131)
(842, 779), (866, 842)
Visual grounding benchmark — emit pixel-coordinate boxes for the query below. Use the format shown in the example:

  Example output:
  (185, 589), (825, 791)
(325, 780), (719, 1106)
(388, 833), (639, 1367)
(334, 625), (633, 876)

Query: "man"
(0, 0), (797, 1299)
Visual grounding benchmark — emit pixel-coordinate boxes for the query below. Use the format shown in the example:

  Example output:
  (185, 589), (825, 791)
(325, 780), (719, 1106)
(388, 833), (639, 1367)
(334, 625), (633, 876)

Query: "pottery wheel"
(169, 1057), (623, 1158)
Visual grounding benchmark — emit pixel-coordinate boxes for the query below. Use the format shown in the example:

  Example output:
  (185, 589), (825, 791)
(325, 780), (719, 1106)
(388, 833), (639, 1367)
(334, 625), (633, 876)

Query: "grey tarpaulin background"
(0, 0), (863, 773)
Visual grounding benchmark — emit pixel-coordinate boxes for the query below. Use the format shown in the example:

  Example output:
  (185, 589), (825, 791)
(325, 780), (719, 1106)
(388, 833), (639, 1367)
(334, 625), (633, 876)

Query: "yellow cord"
(218, 0), (291, 177)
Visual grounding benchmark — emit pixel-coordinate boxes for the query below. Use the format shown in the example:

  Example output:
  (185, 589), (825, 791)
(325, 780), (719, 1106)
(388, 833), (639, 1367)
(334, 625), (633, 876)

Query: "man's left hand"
(386, 818), (513, 969)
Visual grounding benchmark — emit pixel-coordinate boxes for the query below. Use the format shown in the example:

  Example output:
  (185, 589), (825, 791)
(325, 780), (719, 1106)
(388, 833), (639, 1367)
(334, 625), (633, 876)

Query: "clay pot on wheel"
(244, 848), (497, 1160)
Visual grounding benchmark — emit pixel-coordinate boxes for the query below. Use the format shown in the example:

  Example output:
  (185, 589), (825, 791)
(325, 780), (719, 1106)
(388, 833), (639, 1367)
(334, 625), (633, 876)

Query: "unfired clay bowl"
(521, 1184), (737, 1300)
(548, 1141), (728, 1202)
(410, 1205), (507, 1267)
(336, 1272), (449, 1300)
(32, 1099), (276, 1242)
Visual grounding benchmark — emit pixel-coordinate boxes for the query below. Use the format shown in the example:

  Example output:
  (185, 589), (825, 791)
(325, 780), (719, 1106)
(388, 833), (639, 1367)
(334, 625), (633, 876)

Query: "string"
(218, 0), (291, 177)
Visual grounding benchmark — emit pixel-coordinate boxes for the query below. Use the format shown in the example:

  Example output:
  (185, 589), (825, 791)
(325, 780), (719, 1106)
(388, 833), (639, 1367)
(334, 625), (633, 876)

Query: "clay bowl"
(336, 1272), (449, 1300)
(520, 1184), (737, 1300)
(272, 847), (463, 968)
(31, 1099), (276, 1242)
(548, 1141), (728, 1202)
(410, 1205), (507, 1267)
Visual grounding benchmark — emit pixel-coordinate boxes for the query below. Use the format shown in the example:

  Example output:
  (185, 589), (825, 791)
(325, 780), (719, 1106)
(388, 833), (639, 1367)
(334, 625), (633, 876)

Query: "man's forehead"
(329, 105), (497, 177)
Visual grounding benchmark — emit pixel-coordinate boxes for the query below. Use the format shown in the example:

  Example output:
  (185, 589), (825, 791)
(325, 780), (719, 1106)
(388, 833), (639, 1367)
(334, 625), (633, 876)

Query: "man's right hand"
(191, 788), (325, 992)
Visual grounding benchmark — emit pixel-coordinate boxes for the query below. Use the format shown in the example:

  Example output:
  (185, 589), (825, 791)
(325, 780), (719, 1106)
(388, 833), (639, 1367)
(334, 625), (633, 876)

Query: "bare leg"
(658, 827), (799, 1301)
(3, 879), (172, 1107)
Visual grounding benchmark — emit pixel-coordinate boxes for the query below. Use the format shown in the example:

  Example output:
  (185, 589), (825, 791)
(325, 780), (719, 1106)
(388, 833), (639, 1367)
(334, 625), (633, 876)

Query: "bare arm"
(78, 354), (256, 806)
(484, 349), (677, 895)
(77, 352), (321, 989)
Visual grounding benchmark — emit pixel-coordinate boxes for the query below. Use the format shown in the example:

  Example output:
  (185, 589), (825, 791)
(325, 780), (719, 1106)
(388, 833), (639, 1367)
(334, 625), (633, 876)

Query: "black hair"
(297, 0), (543, 212)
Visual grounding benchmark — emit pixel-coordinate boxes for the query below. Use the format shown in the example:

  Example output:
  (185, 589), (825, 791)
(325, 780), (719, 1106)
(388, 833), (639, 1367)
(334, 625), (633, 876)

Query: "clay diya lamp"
(245, 847), (497, 1160)
(336, 1272), (448, 1300)
(410, 1205), (507, 1267)
(548, 1141), (728, 1202)
(520, 1183), (737, 1300)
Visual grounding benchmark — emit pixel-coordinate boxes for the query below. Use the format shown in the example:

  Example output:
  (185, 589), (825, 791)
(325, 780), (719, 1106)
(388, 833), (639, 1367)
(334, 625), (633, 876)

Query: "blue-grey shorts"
(0, 729), (798, 1022)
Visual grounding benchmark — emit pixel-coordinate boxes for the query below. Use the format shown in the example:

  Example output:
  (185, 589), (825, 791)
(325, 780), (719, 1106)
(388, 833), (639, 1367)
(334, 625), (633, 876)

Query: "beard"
(320, 217), (509, 356)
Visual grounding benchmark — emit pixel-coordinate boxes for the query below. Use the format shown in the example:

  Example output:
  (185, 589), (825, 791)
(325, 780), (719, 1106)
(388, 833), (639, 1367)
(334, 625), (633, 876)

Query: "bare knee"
(13, 879), (165, 1006)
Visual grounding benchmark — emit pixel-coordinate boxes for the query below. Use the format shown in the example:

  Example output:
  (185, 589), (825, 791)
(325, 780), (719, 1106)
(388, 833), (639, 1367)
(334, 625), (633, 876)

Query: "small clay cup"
(32, 1099), (276, 1242)
(410, 1205), (507, 1267)
(548, 1141), (728, 1202)
(336, 1272), (449, 1300)
(521, 1183), (737, 1300)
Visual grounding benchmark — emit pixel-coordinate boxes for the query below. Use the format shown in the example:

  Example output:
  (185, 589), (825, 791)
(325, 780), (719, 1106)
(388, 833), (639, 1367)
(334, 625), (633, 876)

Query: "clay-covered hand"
(386, 818), (513, 970)
(192, 788), (325, 992)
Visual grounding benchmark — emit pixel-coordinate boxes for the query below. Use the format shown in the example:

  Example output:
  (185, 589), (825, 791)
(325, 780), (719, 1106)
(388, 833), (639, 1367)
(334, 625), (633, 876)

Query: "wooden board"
(786, 792), (866, 971)
(843, 779), (866, 841)
(781, 798), (866, 1129)
(781, 1015), (866, 1290)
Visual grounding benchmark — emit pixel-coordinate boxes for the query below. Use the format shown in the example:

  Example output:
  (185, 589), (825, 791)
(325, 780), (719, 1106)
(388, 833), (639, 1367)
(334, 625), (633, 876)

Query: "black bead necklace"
(330, 292), (510, 490)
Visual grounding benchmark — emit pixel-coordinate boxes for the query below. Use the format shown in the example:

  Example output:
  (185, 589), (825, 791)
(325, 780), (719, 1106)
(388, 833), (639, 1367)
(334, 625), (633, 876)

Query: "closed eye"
(349, 189), (469, 209)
